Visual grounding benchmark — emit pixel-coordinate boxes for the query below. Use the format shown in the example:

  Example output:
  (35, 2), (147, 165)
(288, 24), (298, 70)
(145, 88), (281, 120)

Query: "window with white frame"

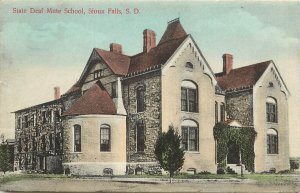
(220, 103), (225, 122)
(74, 124), (81, 152)
(100, 124), (111, 152)
(136, 120), (145, 152)
(136, 86), (145, 112)
(266, 97), (277, 123)
(181, 80), (198, 112)
(181, 120), (199, 152)
(267, 128), (278, 154)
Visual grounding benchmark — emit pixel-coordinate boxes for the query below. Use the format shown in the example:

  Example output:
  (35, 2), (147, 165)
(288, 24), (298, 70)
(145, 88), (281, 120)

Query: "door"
(227, 140), (240, 164)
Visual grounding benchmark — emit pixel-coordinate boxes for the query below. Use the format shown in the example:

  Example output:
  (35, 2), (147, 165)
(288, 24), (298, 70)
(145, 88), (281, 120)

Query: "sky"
(0, 0), (299, 156)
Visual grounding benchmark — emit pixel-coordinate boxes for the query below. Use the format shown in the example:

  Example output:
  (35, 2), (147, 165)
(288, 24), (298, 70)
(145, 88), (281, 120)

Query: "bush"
(290, 160), (299, 171)
(217, 168), (225, 174)
(277, 170), (290, 174)
(198, 171), (211, 175)
(269, 168), (276, 174)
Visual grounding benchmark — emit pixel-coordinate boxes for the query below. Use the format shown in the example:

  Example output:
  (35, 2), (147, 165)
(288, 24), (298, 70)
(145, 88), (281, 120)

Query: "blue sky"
(0, 0), (299, 156)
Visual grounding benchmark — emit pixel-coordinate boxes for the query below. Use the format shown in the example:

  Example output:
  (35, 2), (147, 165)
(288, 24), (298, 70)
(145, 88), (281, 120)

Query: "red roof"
(63, 81), (116, 116)
(215, 61), (271, 91)
(64, 83), (81, 95)
(94, 49), (131, 76)
(158, 19), (187, 44)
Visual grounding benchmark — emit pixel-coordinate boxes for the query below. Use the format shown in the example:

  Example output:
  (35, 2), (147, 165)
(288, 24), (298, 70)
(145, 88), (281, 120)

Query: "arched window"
(267, 128), (278, 154)
(220, 103), (225, 122)
(215, 102), (218, 123)
(181, 120), (199, 152)
(266, 97), (277, 123)
(181, 80), (198, 112)
(100, 124), (111, 152)
(74, 124), (81, 152)
(185, 62), (193, 69)
(136, 86), (145, 112)
(136, 120), (145, 152)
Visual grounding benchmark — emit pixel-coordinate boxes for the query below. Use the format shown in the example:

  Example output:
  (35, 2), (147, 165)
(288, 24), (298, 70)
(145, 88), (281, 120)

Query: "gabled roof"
(215, 61), (271, 91)
(63, 81), (117, 116)
(128, 35), (188, 74)
(94, 49), (131, 76)
(158, 18), (187, 45)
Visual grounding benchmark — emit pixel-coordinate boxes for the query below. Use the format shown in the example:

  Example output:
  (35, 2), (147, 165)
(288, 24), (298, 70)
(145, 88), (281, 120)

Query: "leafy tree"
(0, 144), (14, 174)
(154, 125), (185, 183)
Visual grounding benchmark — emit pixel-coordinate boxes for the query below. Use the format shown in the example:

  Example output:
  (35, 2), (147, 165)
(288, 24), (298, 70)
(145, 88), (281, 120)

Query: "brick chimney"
(110, 43), (122, 54)
(222, 54), (233, 75)
(143, 29), (156, 53)
(54, 87), (60, 100)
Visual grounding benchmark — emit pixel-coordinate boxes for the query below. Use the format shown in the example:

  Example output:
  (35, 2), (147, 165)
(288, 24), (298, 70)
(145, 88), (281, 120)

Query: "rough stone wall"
(14, 91), (82, 173)
(122, 71), (161, 163)
(225, 89), (253, 126)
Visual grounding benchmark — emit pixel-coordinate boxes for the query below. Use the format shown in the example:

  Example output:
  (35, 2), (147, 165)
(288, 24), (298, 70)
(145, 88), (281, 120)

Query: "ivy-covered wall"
(213, 123), (257, 172)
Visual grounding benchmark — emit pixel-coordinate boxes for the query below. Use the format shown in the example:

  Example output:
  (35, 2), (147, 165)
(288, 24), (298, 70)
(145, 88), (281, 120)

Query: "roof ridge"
(95, 48), (130, 57)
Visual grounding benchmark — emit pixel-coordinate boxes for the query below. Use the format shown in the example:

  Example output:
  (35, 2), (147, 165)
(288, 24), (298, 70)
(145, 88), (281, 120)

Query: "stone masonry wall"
(122, 71), (161, 163)
(225, 89), (253, 126)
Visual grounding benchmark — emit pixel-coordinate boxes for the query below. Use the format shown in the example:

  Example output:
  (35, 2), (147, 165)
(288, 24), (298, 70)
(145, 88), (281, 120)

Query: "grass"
(0, 173), (68, 185)
(0, 173), (297, 186)
(245, 174), (296, 185)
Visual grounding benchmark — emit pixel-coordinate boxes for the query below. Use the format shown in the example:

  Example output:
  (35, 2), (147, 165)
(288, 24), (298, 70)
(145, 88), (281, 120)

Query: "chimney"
(54, 87), (60, 100)
(110, 43), (122, 54)
(143, 29), (156, 53)
(222, 54), (233, 75)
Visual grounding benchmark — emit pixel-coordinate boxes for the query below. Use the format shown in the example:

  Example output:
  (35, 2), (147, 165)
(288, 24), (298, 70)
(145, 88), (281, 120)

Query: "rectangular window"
(100, 126), (110, 152)
(41, 135), (46, 151)
(267, 134), (278, 154)
(32, 113), (36, 127)
(74, 125), (81, 152)
(181, 88), (188, 111)
(49, 133), (53, 150)
(137, 87), (145, 112)
(181, 126), (199, 151)
(181, 88), (197, 112)
(266, 103), (277, 122)
(94, 69), (104, 79)
(220, 103), (225, 122)
(42, 111), (46, 124)
(111, 81), (117, 98)
(136, 122), (145, 152)
(24, 115), (28, 128)
(17, 117), (22, 130)
(215, 102), (218, 123)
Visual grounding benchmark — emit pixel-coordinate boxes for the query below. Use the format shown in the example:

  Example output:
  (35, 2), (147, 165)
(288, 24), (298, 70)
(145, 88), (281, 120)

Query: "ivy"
(213, 123), (257, 172)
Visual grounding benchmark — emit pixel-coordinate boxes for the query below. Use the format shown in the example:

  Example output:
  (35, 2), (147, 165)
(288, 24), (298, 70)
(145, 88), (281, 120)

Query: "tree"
(0, 144), (14, 174)
(154, 125), (185, 183)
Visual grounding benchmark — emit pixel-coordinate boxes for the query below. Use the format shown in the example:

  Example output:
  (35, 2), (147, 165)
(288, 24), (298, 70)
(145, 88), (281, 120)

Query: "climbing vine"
(213, 123), (257, 172)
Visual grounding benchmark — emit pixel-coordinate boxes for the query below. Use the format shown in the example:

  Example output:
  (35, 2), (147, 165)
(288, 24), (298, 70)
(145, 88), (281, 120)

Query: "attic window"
(94, 69), (104, 79)
(185, 62), (193, 69)
(268, 82), (274, 88)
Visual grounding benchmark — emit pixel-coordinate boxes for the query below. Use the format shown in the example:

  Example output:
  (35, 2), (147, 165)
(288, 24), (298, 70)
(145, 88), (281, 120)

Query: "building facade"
(14, 19), (290, 175)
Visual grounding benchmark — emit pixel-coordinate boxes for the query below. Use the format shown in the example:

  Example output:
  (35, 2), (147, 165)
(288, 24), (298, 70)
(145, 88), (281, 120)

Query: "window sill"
(185, 151), (200, 154)
(181, 111), (199, 114)
(70, 152), (83, 154)
(266, 122), (278, 124)
(267, 153), (279, 156)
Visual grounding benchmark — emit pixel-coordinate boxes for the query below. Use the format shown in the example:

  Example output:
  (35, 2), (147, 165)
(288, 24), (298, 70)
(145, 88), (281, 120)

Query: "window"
(215, 102), (218, 123)
(220, 103), (225, 122)
(41, 135), (46, 151)
(267, 129), (278, 154)
(136, 120), (145, 152)
(42, 111), (46, 124)
(266, 97), (277, 123)
(49, 133), (53, 150)
(74, 125), (81, 152)
(32, 113), (36, 127)
(111, 81), (117, 98)
(181, 120), (199, 151)
(181, 81), (198, 112)
(55, 109), (61, 122)
(100, 125), (111, 152)
(136, 86), (145, 112)
(94, 69), (104, 79)
(17, 117), (22, 130)
(24, 115), (28, 128)
(185, 62), (193, 69)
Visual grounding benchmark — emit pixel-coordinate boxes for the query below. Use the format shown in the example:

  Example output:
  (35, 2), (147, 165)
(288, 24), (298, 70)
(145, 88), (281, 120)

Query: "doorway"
(227, 140), (240, 164)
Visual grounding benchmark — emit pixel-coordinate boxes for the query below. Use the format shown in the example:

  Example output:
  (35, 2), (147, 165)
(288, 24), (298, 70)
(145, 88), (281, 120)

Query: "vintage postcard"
(0, 0), (299, 192)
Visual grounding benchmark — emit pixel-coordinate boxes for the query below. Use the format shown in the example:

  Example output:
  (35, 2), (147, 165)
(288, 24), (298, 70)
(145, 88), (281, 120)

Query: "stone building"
(14, 18), (290, 175)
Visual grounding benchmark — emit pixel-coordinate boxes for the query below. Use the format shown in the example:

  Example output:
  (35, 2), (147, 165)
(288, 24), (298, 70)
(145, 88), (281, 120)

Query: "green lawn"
(245, 174), (295, 185)
(0, 173), (68, 185)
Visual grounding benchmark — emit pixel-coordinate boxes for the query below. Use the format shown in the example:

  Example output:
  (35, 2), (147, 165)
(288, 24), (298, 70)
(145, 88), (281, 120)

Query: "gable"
(162, 35), (217, 86)
(254, 61), (290, 97)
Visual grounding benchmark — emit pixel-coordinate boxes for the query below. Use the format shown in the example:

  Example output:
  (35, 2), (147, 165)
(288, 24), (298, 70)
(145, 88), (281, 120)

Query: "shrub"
(290, 160), (299, 171)
(217, 168), (225, 174)
(198, 171), (211, 175)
